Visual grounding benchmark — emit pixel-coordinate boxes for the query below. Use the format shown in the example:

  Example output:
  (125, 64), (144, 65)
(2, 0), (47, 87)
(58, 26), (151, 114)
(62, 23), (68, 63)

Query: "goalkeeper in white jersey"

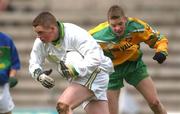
(29, 11), (114, 114)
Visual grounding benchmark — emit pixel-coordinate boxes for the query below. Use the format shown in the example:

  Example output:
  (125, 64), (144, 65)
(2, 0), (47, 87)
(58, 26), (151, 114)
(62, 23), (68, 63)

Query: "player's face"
(34, 25), (57, 43)
(108, 17), (127, 36)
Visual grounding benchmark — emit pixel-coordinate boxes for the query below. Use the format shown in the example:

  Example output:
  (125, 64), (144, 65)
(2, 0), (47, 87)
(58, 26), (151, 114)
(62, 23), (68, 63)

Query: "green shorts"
(108, 59), (148, 90)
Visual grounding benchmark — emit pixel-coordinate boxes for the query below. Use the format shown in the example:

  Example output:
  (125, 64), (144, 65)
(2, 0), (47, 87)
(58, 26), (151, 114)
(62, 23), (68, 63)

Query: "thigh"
(125, 62), (148, 86)
(85, 100), (109, 114)
(135, 77), (159, 103)
(107, 89), (121, 106)
(107, 89), (121, 114)
(57, 83), (94, 109)
(108, 69), (124, 90)
(73, 69), (109, 101)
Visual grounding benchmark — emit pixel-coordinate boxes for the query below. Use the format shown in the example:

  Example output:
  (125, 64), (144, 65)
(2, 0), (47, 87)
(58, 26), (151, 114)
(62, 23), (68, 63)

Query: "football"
(64, 51), (84, 66)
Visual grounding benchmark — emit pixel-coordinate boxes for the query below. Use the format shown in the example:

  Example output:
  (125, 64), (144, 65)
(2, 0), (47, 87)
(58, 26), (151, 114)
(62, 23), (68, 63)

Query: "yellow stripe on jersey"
(89, 21), (109, 35)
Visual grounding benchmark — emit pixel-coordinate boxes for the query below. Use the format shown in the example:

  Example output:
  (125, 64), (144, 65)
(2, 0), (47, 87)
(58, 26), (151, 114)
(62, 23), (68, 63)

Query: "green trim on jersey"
(52, 21), (65, 46)
(58, 21), (65, 38)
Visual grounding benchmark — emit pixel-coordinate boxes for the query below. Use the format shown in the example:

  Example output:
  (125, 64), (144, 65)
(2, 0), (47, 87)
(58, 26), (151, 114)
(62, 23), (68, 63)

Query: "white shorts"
(0, 83), (14, 113)
(72, 68), (109, 108)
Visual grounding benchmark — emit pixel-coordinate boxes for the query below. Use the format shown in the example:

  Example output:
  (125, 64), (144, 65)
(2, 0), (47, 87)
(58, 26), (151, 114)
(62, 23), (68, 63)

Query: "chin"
(118, 31), (124, 36)
(115, 32), (121, 37)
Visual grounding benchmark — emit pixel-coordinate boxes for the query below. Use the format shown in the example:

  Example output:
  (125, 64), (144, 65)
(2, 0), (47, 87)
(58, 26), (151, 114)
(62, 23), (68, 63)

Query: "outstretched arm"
(140, 23), (168, 64)
(29, 39), (55, 89)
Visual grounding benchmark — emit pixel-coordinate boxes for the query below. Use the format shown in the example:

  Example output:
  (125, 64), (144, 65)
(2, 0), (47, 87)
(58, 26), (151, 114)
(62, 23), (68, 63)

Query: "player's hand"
(43, 69), (53, 75)
(59, 61), (78, 80)
(153, 52), (166, 64)
(9, 77), (18, 88)
(37, 69), (55, 89)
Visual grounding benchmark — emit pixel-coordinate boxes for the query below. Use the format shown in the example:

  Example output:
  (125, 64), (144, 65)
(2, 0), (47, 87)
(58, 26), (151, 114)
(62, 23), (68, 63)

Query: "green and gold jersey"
(89, 18), (168, 66)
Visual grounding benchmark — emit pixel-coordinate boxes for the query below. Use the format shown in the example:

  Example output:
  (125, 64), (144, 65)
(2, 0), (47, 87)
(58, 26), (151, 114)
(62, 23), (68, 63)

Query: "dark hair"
(107, 5), (125, 20)
(32, 12), (57, 28)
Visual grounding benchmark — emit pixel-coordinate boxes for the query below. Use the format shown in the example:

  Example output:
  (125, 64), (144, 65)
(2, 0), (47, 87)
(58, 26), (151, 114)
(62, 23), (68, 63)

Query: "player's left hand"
(9, 77), (18, 88)
(153, 52), (166, 64)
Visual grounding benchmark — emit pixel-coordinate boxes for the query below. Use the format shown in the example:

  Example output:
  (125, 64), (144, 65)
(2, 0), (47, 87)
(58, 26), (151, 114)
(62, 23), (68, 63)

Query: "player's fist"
(37, 69), (55, 89)
(153, 52), (166, 64)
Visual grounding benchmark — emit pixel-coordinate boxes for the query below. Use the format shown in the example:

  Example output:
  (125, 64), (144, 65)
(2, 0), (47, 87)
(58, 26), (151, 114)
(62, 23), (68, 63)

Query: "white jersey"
(29, 23), (114, 79)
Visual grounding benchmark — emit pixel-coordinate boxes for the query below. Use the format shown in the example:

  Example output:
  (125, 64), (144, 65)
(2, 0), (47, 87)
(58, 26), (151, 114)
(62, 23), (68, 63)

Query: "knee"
(56, 102), (70, 114)
(149, 99), (161, 109)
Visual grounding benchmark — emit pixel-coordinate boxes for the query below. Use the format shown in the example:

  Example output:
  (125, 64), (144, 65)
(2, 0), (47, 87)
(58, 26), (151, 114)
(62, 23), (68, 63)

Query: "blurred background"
(0, 0), (180, 114)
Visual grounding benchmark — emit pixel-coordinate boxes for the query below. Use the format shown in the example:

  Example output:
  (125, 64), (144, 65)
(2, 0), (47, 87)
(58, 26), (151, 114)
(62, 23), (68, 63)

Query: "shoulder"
(0, 32), (13, 42)
(64, 23), (85, 31)
(127, 17), (149, 33)
(0, 32), (14, 46)
(88, 21), (109, 35)
(88, 21), (115, 41)
(63, 23), (88, 37)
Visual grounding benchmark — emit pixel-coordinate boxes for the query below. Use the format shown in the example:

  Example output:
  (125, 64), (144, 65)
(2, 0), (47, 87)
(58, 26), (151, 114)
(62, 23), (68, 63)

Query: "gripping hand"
(153, 52), (166, 64)
(59, 61), (78, 80)
(37, 69), (55, 89)
(9, 77), (18, 88)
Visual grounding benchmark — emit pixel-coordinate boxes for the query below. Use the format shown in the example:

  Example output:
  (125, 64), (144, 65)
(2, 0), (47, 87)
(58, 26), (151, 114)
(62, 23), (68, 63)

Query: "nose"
(114, 26), (121, 32)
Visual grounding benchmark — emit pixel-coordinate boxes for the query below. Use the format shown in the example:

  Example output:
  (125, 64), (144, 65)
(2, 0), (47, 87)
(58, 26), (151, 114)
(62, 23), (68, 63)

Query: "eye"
(118, 22), (123, 26)
(111, 24), (116, 27)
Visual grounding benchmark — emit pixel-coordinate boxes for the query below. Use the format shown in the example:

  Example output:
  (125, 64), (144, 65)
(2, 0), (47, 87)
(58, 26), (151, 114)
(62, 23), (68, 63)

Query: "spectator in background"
(89, 5), (168, 114)
(0, 32), (21, 114)
(0, 0), (9, 11)
(0, 0), (8, 11)
(0, 0), (15, 12)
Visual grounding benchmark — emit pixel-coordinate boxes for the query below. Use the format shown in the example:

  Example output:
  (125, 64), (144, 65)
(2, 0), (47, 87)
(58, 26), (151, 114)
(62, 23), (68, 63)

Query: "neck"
(51, 22), (63, 46)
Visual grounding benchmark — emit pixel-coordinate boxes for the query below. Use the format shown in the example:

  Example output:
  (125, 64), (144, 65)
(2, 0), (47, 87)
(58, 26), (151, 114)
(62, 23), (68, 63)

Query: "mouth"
(117, 30), (124, 36)
(114, 30), (122, 35)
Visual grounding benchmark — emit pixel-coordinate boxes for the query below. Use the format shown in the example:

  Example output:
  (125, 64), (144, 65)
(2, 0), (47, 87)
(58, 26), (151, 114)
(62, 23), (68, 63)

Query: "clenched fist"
(153, 52), (166, 64)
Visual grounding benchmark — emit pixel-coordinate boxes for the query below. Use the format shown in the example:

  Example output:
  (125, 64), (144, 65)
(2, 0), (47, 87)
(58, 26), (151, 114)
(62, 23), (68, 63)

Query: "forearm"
(9, 69), (18, 88)
(154, 38), (168, 55)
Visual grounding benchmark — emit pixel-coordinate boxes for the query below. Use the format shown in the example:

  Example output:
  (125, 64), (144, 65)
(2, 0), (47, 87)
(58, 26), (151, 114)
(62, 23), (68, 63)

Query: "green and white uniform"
(29, 22), (114, 102)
